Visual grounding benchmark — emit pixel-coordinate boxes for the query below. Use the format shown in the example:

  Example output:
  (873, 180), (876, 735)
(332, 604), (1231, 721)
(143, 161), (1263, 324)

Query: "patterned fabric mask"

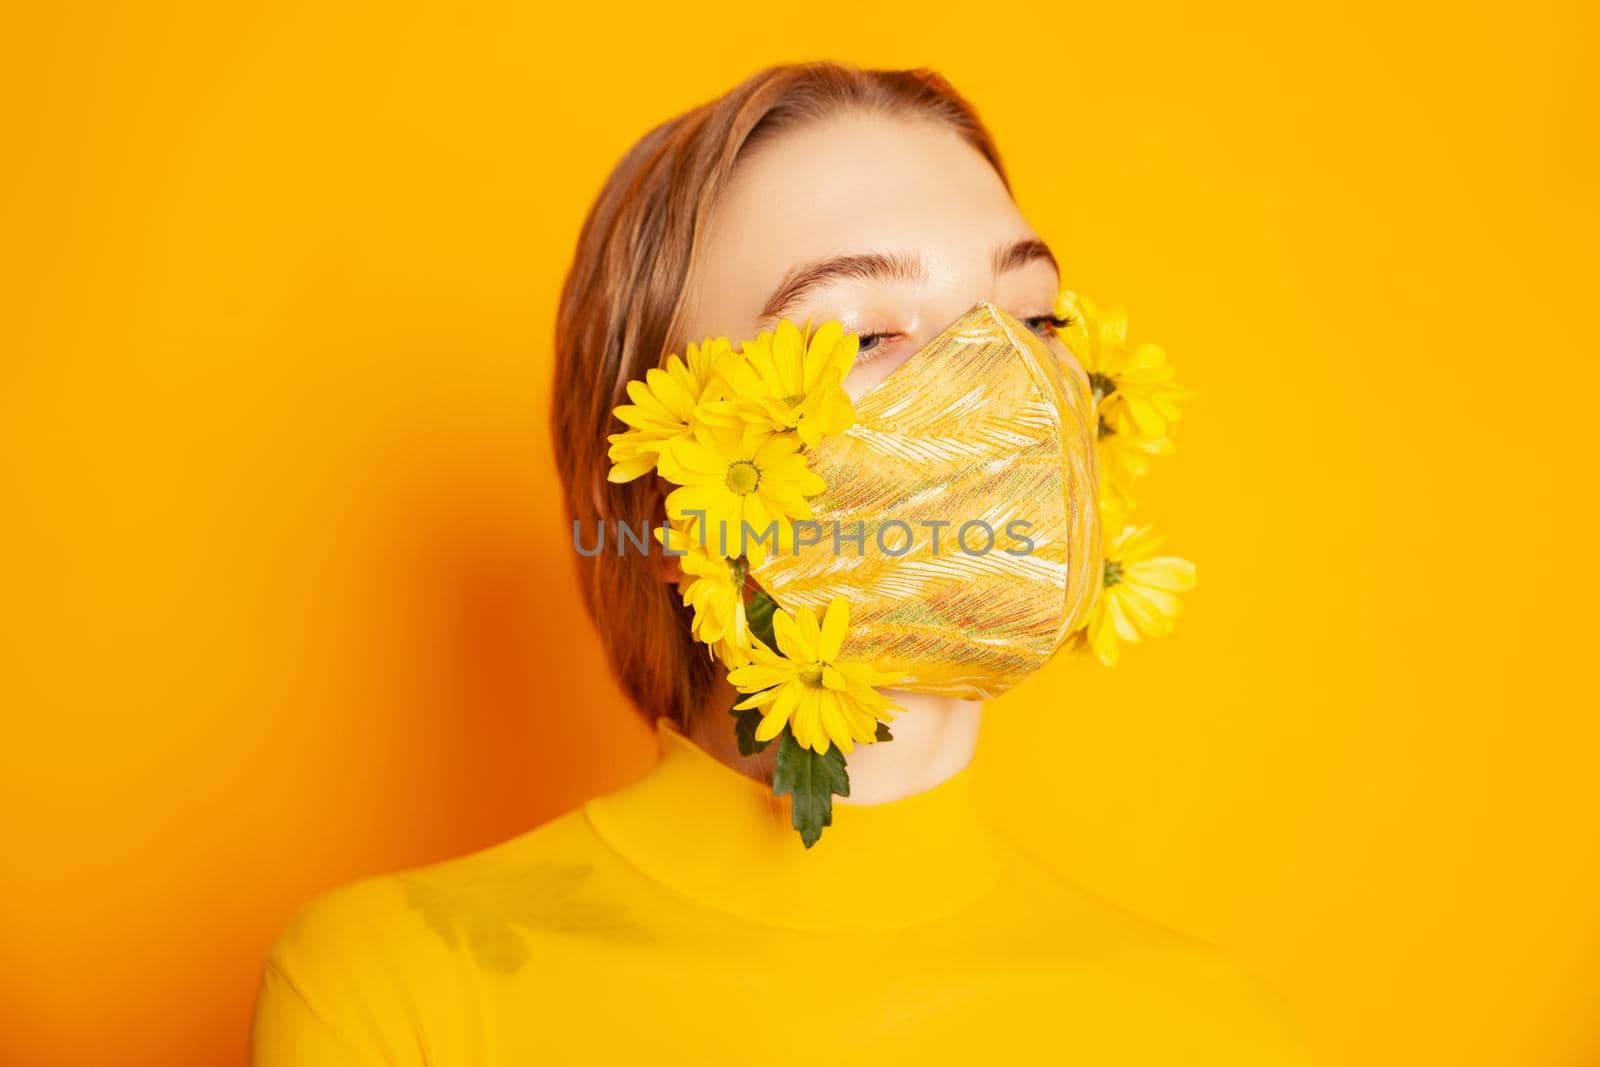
(748, 302), (1101, 699)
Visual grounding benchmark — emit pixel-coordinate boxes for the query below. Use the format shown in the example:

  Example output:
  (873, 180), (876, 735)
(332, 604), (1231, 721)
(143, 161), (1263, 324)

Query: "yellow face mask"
(747, 302), (1102, 699)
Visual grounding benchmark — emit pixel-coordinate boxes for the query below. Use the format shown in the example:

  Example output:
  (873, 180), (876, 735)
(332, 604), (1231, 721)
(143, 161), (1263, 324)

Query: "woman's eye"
(1023, 314), (1072, 338)
(855, 331), (901, 359)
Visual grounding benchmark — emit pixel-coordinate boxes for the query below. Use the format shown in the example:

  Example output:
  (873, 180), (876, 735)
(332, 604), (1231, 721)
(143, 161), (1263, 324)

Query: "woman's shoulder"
(268, 805), (600, 962)
(251, 806), (604, 1064)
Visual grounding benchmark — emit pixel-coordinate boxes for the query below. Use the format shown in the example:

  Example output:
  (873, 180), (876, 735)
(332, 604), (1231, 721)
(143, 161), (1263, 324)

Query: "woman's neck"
(686, 680), (983, 804)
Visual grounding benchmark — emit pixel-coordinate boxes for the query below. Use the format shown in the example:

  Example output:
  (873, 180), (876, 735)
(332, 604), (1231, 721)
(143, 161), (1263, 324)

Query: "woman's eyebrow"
(760, 251), (928, 320)
(992, 237), (1058, 277)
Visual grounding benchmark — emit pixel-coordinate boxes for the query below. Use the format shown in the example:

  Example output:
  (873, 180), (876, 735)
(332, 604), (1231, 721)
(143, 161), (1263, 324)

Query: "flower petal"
(771, 608), (807, 663)
(755, 683), (801, 739)
(818, 596), (849, 661)
(606, 453), (658, 483)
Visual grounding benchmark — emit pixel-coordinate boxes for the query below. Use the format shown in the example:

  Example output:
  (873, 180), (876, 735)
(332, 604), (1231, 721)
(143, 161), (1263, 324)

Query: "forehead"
(688, 111), (1030, 330)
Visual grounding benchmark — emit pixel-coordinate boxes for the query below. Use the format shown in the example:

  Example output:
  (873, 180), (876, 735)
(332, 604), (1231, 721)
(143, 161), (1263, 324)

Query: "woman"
(251, 63), (1308, 1065)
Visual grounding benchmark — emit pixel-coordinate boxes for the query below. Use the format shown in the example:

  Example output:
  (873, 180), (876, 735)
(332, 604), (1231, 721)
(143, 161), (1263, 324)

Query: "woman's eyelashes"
(1022, 314), (1072, 338)
(854, 330), (905, 363)
(853, 312), (1069, 363)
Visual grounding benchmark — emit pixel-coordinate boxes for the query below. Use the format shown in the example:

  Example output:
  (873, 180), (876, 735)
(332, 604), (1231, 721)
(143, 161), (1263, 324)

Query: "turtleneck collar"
(583, 717), (1011, 933)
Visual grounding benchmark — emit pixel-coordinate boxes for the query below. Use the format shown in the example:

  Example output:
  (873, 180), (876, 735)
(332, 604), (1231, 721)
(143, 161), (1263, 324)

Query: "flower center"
(798, 662), (826, 688)
(1104, 559), (1124, 587)
(724, 460), (761, 495)
(1088, 371), (1117, 405)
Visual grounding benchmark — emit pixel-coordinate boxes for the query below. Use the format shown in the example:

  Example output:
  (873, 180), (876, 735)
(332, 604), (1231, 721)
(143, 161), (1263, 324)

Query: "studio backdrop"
(2, 2), (1596, 1064)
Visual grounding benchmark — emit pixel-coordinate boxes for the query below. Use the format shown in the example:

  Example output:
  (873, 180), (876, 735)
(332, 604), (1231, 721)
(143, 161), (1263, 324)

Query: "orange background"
(3, 2), (1596, 1064)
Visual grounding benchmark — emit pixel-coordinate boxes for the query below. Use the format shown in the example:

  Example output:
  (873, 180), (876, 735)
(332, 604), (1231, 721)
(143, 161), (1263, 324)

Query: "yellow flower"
(657, 523), (753, 667)
(607, 337), (734, 483)
(1096, 425), (1175, 517)
(1055, 289), (1189, 442)
(658, 422), (824, 565)
(1071, 521), (1197, 668)
(703, 320), (857, 448)
(728, 596), (903, 755)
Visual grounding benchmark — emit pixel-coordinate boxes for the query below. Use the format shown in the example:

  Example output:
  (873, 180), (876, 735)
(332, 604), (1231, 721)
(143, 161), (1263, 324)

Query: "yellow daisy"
(1096, 425), (1175, 517)
(656, 522), (753, 667)
(703, 320), (857, 448)
(1071, 521), (1197, 668)
(607, 337), (734, 483)
(728, 596), (903, 755)
(658, 422), (824, 565)
(1056, 289), (1189, 442)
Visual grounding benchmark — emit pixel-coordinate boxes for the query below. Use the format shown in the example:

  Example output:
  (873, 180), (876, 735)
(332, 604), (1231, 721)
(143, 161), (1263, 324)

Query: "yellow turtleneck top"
(251, 719), (1310, 1065)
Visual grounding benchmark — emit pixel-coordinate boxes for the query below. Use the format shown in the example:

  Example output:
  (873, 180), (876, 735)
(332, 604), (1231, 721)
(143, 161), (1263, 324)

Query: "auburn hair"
(551, 62), (1008, 729)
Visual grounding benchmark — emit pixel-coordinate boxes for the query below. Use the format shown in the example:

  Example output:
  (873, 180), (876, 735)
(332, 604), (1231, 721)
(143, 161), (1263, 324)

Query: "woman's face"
(683, 110), (1076, 399)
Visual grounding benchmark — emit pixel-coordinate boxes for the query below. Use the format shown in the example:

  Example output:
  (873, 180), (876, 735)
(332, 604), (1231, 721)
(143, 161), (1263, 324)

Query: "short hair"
(550, 62), (1007, 728)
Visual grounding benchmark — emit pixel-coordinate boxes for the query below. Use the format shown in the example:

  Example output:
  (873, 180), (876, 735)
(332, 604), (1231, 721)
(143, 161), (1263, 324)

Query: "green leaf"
(874, 720), (893, 743)
(746, 588), (779, 649)
(729, 703), (775, 756)
(772, 729), (850, 848)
